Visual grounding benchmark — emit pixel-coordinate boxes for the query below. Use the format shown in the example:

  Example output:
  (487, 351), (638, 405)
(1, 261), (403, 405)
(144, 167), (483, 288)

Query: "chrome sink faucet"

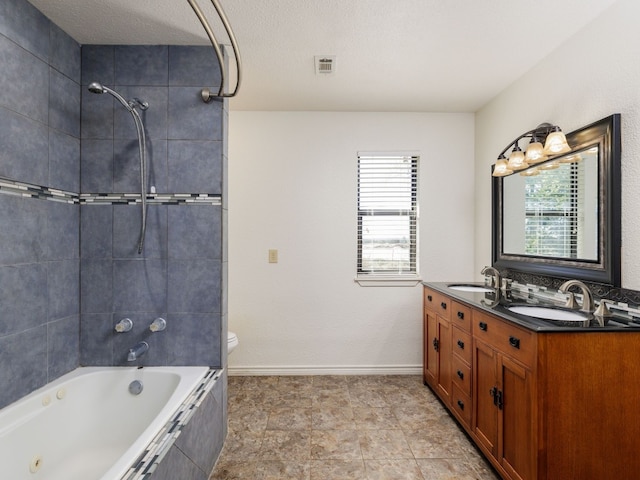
(481, 266), (501, 289)
(559, 280), (594, 313)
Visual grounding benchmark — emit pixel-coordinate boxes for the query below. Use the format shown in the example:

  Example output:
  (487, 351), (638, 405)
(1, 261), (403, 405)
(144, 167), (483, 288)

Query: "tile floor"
(210, 375), (500, 480)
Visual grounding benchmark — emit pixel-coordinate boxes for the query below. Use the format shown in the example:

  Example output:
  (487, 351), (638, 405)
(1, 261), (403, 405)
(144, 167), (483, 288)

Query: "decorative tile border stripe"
(0, 176), (221, 206)
(79, 193), (222, 206)
(121, 368), (222, 480)
(0, 178), (76, 204)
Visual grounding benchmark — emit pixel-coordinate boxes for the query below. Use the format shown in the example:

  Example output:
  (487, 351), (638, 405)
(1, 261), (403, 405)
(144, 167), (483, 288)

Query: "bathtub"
(0, 366), (216, 480)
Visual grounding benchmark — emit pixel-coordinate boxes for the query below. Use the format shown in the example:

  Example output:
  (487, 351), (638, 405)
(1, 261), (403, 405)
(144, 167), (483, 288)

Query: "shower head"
(87, 81), (140, 113)
(87, 81), (106, 94)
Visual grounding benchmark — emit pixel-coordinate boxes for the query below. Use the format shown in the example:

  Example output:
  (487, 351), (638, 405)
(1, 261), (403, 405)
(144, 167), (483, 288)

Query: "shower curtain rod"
(187, 0), (242, 101)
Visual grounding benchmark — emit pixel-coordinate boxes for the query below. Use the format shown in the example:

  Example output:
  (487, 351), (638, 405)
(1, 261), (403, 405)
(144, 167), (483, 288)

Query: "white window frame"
(355, 152), (421, 287)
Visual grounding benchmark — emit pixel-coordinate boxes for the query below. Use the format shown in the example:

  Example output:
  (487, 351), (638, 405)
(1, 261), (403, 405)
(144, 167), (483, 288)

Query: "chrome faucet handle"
(564, 292), (580, 309)
(149, 317), (167, 332)
(594, 299), (613, 317)
(115, 318), (133, 333)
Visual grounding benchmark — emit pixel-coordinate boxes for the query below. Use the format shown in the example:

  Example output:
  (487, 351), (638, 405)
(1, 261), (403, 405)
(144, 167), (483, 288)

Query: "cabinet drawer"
(451, 301), (472, 332)
(424, 287), (451, 320)
(451, 384), (472, 427)
(473, 311), (536, 368)
(451, 354), (471, 396)
(451, 327), (472, 365)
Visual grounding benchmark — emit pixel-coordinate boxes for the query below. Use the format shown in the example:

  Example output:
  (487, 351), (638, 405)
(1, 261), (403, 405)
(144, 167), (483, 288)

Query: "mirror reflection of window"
(502, 147), (598, 261)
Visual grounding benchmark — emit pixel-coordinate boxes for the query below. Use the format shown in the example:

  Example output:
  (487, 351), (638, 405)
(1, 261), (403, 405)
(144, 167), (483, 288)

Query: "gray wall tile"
(111, 312), (168, 366)
(0, 0), (49, 62)
(0, 326), (47, 409)
(45, 201), (79, 261)
(81, 205), (112, 258)
(113, 85), (167, 140)
(80, 139), (113, 193)
(0, 194), (46, 265)
(49, 67), (80, 137)
(81, 45), (114, 87)
(113, 205), (167, 259)
(80, 313), (113, 365)
(168, 87), (222, 140)
(48, 260), (80, 321)
(115, 46), (168, 86)
(81, 89), (114, 139)
(80, 259), (113, 313)
(167, 140), (222, 193)
(168, 205), (221, 259)
(152, 444), (207, 480)
(0, 263), (47, 336)
(47, 314), (79, 381)
(0, 107), (49, 185)
(113, 259), (167, 312)
(166, 314), (219, 366)
(49, 130), (80, 192)
(50, 23), (80, 82)
(168, 260), (221, 313)
(0, 34), (49, 123)
(168, 46), (220, 87)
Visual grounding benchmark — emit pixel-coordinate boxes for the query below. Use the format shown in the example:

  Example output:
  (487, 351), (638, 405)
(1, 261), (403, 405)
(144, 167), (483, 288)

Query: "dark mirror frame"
(492, 114), (621, 286)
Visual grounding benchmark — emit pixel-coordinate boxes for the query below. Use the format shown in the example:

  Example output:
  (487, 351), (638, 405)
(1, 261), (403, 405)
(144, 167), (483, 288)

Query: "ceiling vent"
(315, 56), (335, 75)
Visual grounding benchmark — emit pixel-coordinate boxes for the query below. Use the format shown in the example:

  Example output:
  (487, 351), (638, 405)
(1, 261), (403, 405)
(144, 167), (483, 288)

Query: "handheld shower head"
(87, 82), (106, 94)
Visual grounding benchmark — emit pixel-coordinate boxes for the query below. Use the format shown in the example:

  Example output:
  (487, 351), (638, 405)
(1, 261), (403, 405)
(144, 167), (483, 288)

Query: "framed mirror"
(492, 114), (621, 286)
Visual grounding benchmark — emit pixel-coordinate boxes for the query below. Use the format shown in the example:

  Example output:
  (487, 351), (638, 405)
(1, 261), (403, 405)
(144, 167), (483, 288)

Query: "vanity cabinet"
(422, 284), (640, 480)
(423, 287), (452, 403)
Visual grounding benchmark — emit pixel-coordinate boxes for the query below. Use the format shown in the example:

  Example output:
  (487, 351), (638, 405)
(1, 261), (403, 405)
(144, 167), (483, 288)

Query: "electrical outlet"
(268, 249), (278, 263)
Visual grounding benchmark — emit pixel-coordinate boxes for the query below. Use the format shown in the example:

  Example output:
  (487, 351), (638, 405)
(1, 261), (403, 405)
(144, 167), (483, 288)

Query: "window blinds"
(357, 154), (418, 274)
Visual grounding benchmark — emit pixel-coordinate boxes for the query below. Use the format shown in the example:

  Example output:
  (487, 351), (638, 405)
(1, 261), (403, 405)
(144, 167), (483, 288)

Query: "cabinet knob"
(440, 302), (447, 310)
(457, 340), (465, 350)
(432, 338), (439, 352)
(479, 321), (488, 331)
(457, 311), (464, 320)
(457, 399), (465, 410)
(509, 336), (521, 349)
(457, 370), (464, 380)
(427, 295), (432, 302)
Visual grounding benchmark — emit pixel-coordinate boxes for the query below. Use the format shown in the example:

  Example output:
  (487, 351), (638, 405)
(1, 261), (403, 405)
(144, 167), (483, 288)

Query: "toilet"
(227, 331), (239, 354)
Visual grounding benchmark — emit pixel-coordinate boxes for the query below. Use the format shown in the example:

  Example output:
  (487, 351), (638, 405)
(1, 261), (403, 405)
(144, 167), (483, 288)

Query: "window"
(524, 162), (585, 258)
(356, 153), (419, 285)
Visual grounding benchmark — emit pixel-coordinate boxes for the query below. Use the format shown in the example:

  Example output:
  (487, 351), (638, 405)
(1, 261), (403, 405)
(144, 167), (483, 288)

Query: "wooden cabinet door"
(424, 311), (438, 386)
(499, 355), (535, 480)
(436, 317), (451, 404)
(473, 339), (499, 457)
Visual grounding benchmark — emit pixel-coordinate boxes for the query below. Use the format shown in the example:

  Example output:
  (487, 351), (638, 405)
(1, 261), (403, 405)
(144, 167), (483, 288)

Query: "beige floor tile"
(416, 458), (480, 479)
(311, 406), (356, 430)
(311, 388), (351, 407)
(359, 429), (414, 460)
(227, 406), (270, 433)
(310, 459), (368, 480)
(364, 459), (426, 480)
(260, 430), (311, 460)
(353, 407), (400, 430)
(255, 460), (311, 480)
(349, 388), (389, 408)
(404, 428), (465, 459)
(311, 430), (362, 460)
(209, 459), (259, 479)
(266, 407), (312, 430)
(221, 430), (263, 460)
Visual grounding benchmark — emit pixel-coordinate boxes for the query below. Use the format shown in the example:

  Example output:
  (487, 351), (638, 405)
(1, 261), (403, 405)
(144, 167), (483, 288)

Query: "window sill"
(354, 275), (422, 287)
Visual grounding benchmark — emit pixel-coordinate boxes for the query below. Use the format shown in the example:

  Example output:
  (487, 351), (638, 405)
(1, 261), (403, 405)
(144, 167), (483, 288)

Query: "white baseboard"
(227, 364), (422, 376)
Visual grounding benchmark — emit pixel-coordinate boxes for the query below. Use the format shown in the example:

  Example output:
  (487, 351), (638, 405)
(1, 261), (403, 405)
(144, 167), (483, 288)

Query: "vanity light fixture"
(492, 123), (571, 177)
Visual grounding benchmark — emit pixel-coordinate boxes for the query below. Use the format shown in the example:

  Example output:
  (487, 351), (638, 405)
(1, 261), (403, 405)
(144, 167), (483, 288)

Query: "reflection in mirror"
(493, 114), (621, 286)
(502, 147), (598, 260)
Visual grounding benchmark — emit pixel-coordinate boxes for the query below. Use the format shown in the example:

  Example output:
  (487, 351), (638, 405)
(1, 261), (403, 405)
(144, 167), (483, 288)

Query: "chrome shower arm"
(187, 0), (242, 100)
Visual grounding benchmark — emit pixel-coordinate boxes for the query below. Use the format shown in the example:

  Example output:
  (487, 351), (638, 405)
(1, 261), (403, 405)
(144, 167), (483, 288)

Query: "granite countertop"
(423, 281), (640, 333)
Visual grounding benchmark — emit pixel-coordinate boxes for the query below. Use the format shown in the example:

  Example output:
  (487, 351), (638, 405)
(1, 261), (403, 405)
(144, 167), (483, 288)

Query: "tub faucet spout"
(127, 341), (149, 361)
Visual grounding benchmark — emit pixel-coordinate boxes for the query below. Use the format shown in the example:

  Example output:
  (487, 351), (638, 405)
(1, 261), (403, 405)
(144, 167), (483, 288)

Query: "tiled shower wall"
(0, 0), (81, 409)
(0, 0), (227, 409)
(79, 45), (226, 368)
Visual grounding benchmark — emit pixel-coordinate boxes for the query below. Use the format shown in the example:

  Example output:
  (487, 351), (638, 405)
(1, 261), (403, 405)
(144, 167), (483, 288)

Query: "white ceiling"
(28, 0), (618, 112)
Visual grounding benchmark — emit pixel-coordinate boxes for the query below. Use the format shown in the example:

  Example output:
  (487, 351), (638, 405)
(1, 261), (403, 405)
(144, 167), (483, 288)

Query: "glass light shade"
(559, 153), (582, 163)
(519, 167), (539, 177)
(492, 158), (513, 177)
(507, 149), (528, 170)
(524, 142), (547, 163)
(539, 160), (560, 170)
(543, 130), (571, 155)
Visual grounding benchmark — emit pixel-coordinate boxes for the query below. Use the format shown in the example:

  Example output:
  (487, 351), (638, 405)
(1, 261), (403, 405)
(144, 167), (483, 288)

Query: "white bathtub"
(0, 366), (211, 480)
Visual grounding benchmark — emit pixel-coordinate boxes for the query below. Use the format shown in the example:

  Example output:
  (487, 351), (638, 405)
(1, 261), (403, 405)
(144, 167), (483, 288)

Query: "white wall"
(228, 112), (475, 374)
(475, 0), (640, 289)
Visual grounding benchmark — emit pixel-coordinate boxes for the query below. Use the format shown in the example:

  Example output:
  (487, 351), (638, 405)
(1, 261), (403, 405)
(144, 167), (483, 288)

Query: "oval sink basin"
(447, 283), (494, 293)
(507, 305), (589, 321)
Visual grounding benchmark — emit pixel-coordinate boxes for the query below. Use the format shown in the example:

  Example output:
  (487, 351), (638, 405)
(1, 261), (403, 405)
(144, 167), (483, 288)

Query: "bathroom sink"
(507, 305), (589, 322)
(447, 283), (494, 293)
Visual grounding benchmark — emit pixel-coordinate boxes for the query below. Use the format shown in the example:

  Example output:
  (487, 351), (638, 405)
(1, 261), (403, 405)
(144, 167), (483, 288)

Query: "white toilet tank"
(228, 331), (238, 354)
